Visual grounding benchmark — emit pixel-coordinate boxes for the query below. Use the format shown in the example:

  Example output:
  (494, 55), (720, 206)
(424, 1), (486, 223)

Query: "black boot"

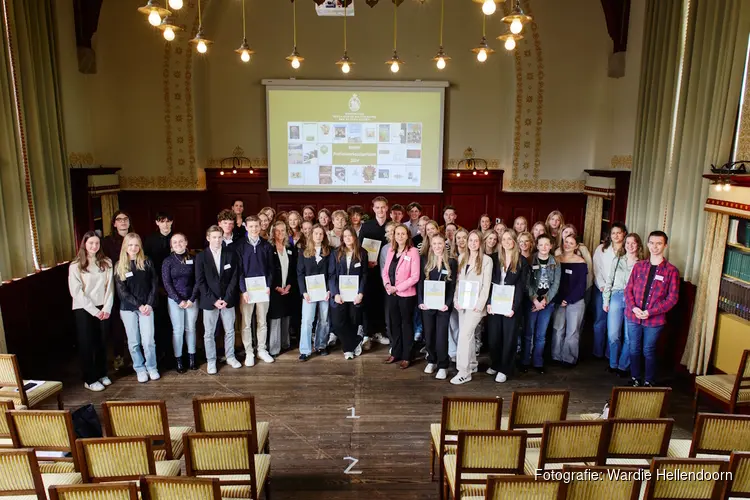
(189, 354), (198, 370)
(176, 357), (186, 374)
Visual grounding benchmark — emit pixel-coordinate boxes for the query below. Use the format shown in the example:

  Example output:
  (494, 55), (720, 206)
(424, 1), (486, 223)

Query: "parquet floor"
(56, 344), (697, 499)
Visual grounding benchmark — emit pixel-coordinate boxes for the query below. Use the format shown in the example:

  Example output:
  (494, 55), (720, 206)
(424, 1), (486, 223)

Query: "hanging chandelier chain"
(393, 0), (397, 51)
(439, 0), (444, 47)
(197, 0), (202, 29)
(293, 0), (297, 48)
(482, 12), (486, 37)
(241, 0), (246, 38)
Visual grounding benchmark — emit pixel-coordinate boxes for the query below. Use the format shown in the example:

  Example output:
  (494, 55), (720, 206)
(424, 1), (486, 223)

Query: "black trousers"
(154, 292), (172, 364)
(422, 308), (451, 369)
(110, 297), (126, 360)
(74, 309), (110, 384)
(488, 313), (519, 375)
(389, 295), (416, 361)
(363, 269), (385, 336)
(331, 303), (362, 353)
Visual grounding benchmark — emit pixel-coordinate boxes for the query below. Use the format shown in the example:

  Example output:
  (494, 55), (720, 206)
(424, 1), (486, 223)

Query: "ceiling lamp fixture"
(335, 1), (354, 74)
(497, 32), (522, 51)
(138, 0), (171, 27)
(234, 0), (255, 62)
(168, 0), (183, 10)
(285, 0), (304, 69)
(472, 14), (494, 62)
(158, 16), (181, 41)
(386, 0), (404, 73)
(502, 0), (532, 35)
(473, 0), (498, 16)
(432, 0), (450, 70)
(189, 0), (212, 54)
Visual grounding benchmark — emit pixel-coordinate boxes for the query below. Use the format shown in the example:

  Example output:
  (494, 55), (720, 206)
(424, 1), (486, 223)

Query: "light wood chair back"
(485, 475), (563, 500)
(609, 387), (671, 419)
(506, 390), (569, 438)
(688, 413), (750, 458)
(605, 418), (674, 466)
(562, 465), (642, 500)
(694, 349), (750, 421)
(76, 436), (157, 483)
(49, 483), (139, 500)
(192, 396), (268, 453)
(0, 353), (64, 409)
(7, 409), (80, 473)
(534, 421), (609, 471)
(102, 400), (178, 460)
(643, 458), (727, 500)
(0, 448), (46, 499)
(0, 399), (14, 447)
(723, 451), (750, 499)
(141, 476), (222, 500)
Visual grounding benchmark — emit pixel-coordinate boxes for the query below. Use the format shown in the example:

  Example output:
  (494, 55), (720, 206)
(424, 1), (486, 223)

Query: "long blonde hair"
(498, 229), (520, 274)
(459, 230), (485, 275)
(116, 233), (146, 280)
(420, 220), (440, 256)
(304, 224), (331, 258)
(451, 228), (469, 260)
(424, 233), (452, 281)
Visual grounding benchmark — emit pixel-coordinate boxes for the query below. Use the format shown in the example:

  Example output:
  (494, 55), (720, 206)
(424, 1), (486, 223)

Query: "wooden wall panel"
(119, 191), (206, 247)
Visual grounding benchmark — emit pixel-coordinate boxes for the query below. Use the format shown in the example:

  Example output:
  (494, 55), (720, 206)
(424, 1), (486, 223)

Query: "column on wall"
(582, 175), (615, 250)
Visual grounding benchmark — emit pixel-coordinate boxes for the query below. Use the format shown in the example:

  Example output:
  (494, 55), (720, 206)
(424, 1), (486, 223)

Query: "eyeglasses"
(115, 217), (130, 222)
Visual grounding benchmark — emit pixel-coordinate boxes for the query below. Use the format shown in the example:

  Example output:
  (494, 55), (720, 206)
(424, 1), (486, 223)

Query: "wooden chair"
(722, 451), (750, 499)
(183, 431), (270, 500)
(102, 400), (192, 460)
(192, 396), (270, 453)
(484, 475), (563, 500)
(141, 476), (223, 500)
(524, 421), (609, 474)
(502, 390), (569, 448)
(49, 483), (139, 500)
(0, 353), (63, 410)
(643, 458), (728, 500)
(441, 430), (526, 500)
(429, 396), (503, 488)
(604, 418), (673, 467)
(0, 448), (82, 499)
(561, 465), (642, 500)
(668, 413), (750, 458)
(694, 349), (750, 422)
(578, 387), (671, 420)
(7, 409), (80, 473)
(75, 436), (181, 483)
(0, 399), (14, 448)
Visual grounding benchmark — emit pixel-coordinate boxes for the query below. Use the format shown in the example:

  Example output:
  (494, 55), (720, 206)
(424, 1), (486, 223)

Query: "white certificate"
(305, 274), (327, 302)
(424, 280), (446, 310)
(490, 283), (515, 315)
(245, 277), (269, 304)
(339, 275), (359, 302)
(361, 238), (382, 264)
(457, 280), (479, 310)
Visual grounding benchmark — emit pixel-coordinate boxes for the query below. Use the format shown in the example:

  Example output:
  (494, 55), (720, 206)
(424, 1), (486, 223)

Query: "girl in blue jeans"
(603, 233), (644, 376)
(162, 233), (199, 373)
(297, 225), (332, 361)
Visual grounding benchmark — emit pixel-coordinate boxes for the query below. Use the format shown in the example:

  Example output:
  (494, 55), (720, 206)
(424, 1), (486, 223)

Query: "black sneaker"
(319, 347), (330, 356)
(616, 369), (629, 378)
(518, 364), (529, 374)
(643, 381), (654, 387)
(629, 377), (641, 387)
(605, 366), (617, 374)
(534, 366), (545, 374)
(298, 354), (310, 362)
(175, 357), (186, 374)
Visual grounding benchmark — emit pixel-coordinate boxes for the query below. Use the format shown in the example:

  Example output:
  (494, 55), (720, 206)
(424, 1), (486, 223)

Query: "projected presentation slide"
(266, 86), (444, 192)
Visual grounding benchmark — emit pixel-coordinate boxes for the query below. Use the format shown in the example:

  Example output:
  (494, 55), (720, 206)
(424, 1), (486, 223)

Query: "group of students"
(67, 196), (680, 392)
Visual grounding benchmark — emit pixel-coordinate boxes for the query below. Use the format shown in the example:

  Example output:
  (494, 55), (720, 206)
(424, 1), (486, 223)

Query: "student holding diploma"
(382, 225), (421, 369)
(417, 233), (457, 380)
(329, 228), (368, 360)
(450, 230), (493, 385)
(297, 224), (332, 361)
(486, 230), (527, 383)
(195, 225), (242, 375)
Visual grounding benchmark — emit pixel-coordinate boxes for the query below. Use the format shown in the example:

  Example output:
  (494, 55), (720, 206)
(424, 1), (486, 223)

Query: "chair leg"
(265, 438), (270, 453)
(430, 442), (435, 481)
(265, 478), (271, 500)
(692, 390), (699, 427)
(57, 392), (64, 410)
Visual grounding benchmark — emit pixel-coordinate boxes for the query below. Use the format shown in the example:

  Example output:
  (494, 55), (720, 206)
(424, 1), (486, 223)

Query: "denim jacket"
(527, 254), (561, 303)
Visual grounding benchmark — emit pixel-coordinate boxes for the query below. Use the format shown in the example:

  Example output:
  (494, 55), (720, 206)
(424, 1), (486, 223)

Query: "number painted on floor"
(346, 406), (360, 419)
(344, 456), (362, 474)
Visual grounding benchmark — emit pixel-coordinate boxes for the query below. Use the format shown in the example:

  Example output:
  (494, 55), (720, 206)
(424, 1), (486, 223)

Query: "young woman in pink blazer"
(382, 224), (421, 368)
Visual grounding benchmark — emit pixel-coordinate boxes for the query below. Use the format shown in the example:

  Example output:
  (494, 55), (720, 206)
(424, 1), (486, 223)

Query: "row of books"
(728, 218), (750, 247)
(718, 276), (750, 321)
(724, 247), (750, 282)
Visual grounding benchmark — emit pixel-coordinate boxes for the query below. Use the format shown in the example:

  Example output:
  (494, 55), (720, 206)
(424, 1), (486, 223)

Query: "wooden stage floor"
(57, 346), (696, 499)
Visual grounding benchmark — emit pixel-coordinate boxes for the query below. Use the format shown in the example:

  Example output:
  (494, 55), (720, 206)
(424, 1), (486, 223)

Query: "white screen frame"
(262, 79), (449, 193)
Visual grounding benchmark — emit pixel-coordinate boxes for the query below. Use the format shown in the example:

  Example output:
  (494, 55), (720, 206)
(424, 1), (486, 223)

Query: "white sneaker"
(486, 367), (498, 375)
(450, 356), (457, 363)
(258, 351), (275, 363)
(99, 377), (112, 386)
(495, 372), (507, 383)
(424, 363), (436, 374)
(136, 371), (149, 383)
(373, 333), (390, 345)
(84, 381), (105, 392)
(471, 366), (478, 374)
(344, 352), (354, 360)
(207, 361), (217, 375)
(362, 336), (372, 351)
(354, 341), (363, 357)
(244, 354), (255, 367)
(327, 333), (338, 346)
(435, 369), (447, 380)
(148, 370), (160, 381)
(450, 374), (472, 385)
(227, 357), (242, 369)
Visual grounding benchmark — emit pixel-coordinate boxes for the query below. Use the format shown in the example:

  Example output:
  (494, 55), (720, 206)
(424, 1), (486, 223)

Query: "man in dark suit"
(195, 225), (242, 375)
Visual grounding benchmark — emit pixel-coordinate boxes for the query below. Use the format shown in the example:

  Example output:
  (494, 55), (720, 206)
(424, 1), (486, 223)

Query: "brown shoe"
(399, 360), (410, 369)
(384, 356), (396, 364)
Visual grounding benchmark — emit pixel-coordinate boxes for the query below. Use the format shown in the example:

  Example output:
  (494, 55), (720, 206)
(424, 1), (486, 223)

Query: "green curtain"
(0, 0), (35, 281)
(627, 0), (750, 282)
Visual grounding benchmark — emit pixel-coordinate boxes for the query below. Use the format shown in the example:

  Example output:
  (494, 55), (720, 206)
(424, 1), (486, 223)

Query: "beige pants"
(456, 309), (484, 377)
(241, 301), (269, 355)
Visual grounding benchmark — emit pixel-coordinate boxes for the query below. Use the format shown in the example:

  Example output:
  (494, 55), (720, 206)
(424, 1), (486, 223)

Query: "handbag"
(71, 403), (103, 439)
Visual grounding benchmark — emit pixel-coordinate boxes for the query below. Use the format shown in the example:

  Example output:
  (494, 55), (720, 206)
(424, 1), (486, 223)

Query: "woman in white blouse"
(451, 230), (493, 385)
(68, 231), (114, 392)
(592, 222), (626, 360)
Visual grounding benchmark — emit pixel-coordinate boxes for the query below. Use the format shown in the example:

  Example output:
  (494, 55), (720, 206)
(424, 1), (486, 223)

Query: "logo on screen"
(348, 94), (361, 112)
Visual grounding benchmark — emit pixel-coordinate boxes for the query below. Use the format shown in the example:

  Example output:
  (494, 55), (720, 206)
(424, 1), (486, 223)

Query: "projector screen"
(263, 80), (448, 192)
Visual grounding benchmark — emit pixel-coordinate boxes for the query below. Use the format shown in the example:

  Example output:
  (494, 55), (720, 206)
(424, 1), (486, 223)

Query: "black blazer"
(195, 246), (240, 310)
(269, 244), (298, 319)
(417, 255), (458, 310)
(328, 248), (368, 308)
(297, 247), (333, 294)
(488, 253), (529, 312)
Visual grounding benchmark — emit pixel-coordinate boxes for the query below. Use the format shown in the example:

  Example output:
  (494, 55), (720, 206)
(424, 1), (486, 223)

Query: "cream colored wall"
(56, 0), (642, 191)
